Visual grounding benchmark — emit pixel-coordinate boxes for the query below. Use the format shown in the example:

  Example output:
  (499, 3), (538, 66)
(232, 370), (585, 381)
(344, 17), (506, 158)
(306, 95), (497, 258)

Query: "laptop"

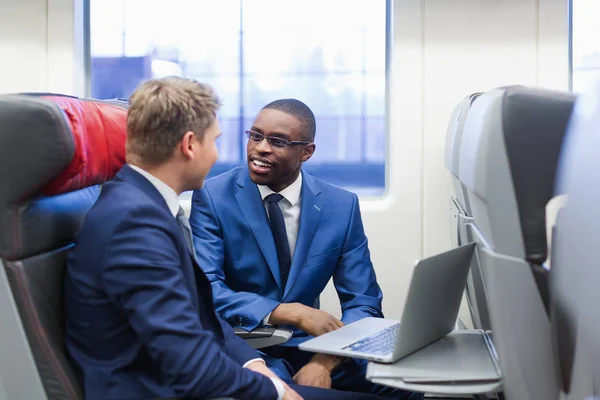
(298, 242), (476, 364)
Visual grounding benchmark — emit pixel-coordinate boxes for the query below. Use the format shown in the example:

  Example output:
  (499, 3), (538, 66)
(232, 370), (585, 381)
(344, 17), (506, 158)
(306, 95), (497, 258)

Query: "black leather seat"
(0, 93), (285, 400)
(0, 94), (128, 400)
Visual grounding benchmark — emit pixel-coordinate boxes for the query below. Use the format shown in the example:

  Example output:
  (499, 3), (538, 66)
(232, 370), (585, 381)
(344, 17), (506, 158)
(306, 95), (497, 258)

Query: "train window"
(87, 0), (389, 196)
(571, 0), (600, 92)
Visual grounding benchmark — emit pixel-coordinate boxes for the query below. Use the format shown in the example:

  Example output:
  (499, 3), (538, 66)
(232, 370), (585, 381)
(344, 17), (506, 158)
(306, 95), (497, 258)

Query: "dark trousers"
(260, 346), (424, 400)
(290, 384), (397, 400)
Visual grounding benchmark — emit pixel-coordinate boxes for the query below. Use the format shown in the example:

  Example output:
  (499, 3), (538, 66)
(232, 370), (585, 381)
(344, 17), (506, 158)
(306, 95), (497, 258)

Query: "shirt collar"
(257, 172), (303, 207)
(129, 164), (180, 217)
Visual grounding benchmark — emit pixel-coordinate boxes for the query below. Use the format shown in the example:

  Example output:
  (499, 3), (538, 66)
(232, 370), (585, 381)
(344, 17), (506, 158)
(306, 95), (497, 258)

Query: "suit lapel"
(235, 172), (282, 290)
(283, 172), (323, 299)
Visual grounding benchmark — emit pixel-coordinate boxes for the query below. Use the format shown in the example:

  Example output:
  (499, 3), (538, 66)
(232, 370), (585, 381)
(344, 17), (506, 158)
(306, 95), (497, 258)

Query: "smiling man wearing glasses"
(189, 99), (422, 400)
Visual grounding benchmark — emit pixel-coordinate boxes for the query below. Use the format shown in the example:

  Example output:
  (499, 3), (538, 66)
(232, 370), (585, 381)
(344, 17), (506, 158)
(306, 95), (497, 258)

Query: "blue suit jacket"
(189, 167), (383, 346)
(64, 165), (277, 400)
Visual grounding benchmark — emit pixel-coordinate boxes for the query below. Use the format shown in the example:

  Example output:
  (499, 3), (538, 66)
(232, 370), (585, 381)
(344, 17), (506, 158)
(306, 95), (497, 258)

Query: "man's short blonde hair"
(126, 76), (221, 166)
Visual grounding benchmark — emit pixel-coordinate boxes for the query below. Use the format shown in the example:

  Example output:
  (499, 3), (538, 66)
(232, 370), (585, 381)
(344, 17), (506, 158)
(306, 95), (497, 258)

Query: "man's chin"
(248, 170), (272, 186)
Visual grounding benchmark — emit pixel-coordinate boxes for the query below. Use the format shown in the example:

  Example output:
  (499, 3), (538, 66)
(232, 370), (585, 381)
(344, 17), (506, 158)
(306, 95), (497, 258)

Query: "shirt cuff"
(263, 312), (272, 326)
(269, 377), (285, 400)
(242, 358), (266, 369)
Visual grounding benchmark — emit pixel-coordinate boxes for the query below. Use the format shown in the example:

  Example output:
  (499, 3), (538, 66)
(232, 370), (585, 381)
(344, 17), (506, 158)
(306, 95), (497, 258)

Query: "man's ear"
(300, 143), (316, 163)
(180, 131), (196, 159)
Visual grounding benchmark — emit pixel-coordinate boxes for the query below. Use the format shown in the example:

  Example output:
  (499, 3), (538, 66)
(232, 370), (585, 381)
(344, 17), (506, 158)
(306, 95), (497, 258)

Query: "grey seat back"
(444, 92), (490, 331)
(552, 82), (600, 399)
(0, 94), (127, 400)
(458, 86), (575, 400)
(445, 92), (482, 221)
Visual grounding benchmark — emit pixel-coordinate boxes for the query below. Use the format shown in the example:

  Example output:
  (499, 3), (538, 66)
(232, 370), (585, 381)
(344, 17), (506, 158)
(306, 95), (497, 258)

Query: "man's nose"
(255, 136), (272, 153)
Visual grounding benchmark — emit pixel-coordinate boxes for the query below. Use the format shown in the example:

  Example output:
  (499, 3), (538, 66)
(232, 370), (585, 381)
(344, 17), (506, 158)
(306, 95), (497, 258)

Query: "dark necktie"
(176, 207), (200, 265)
(265, 194), (291, 289)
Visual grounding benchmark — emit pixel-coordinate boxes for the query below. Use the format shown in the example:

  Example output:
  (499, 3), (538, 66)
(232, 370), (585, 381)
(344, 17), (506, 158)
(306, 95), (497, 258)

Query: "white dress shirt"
(129, 165), (179, 217)
(129, 165), (281, 399)
(257, 173), (303, 327)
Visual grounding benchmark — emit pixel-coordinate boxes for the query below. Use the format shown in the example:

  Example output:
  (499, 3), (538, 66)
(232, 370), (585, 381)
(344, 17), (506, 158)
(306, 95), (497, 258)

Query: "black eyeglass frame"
(245, 129), (312, 148)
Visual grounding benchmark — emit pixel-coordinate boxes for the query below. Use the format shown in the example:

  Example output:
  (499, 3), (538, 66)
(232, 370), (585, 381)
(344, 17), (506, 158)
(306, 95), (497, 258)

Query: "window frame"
(568, 0), (573, 92)
(82, 0), (392, 198)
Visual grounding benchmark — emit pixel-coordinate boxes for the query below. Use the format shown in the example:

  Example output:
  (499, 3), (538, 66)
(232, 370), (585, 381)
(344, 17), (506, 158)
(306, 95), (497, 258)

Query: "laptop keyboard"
(343, 322), (401, 355)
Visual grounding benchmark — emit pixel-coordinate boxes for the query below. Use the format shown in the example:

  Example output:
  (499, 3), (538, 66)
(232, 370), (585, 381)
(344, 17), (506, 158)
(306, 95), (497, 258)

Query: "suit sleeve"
(219, 312), (266, 365)
(189, 187), (280, 331)
(334, 193), (384, 325)
(101, 206), (277, 400)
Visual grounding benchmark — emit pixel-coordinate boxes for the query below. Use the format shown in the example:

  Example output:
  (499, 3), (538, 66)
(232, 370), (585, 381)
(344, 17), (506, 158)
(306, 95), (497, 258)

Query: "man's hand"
(246, 360), (303, 400)
(296, 307), (344, 337)
(269, 303), (344, 337)
(293, 363), (331, 389)
(293, 354), (344, 389)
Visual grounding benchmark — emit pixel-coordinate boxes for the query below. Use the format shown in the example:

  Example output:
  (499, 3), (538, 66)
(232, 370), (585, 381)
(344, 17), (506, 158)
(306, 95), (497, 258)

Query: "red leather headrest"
(41, 96), (127, 196)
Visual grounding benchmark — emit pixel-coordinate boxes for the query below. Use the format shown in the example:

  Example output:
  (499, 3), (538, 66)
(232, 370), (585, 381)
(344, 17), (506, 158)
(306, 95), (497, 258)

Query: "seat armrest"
(234, 327), (293, 349)
(234, 327), (277, 339)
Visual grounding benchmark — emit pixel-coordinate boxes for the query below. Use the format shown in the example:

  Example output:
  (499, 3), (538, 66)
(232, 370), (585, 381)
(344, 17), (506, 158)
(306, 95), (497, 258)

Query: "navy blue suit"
(64, 165), (277, 400)
(190, 168), (422, 399)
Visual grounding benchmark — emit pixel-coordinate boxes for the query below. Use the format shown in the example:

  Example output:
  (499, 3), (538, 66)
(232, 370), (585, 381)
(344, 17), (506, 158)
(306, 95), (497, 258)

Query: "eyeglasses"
(245, 130), (312, 148)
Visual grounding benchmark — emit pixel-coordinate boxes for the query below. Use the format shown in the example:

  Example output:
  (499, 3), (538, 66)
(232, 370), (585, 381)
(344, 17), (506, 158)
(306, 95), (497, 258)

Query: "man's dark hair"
(262, 99), (316, 142)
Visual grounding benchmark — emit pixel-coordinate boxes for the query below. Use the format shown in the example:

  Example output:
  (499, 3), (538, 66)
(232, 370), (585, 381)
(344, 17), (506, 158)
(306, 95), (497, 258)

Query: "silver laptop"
(298, 242), (476, 363)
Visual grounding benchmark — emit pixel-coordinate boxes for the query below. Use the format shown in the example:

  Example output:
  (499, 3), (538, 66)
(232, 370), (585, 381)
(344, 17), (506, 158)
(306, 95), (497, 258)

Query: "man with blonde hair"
(65, 77), (380, 400)
(67, 76), (269, 400)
